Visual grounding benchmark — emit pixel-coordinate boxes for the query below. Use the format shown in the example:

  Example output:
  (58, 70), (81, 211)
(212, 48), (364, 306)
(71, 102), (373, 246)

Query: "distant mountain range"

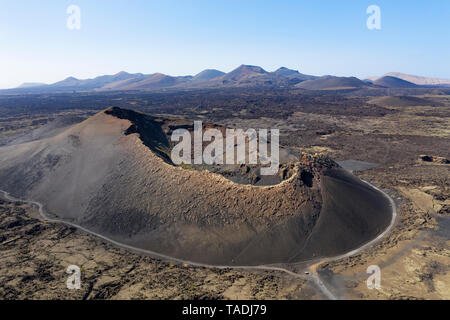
(367, 72), (450, 86)
(5, 66), (450, 94)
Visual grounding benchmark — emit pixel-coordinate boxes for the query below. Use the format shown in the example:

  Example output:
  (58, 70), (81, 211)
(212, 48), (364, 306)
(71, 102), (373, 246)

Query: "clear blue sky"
(1, 0), (449, 88)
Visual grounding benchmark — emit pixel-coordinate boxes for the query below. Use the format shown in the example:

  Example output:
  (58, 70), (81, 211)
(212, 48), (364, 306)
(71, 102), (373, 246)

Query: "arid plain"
(0, 82), (448, 299)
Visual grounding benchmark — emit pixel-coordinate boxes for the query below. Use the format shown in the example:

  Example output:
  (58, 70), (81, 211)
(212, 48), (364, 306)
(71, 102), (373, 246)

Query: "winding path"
(0, 179), (396, 300)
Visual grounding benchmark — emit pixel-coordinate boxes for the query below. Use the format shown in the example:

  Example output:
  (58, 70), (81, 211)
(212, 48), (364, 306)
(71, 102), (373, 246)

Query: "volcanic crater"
(0, 107), (392, 265)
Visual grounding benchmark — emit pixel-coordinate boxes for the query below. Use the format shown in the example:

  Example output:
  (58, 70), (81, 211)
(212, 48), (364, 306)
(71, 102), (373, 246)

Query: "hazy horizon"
(1, 0), (449, 89)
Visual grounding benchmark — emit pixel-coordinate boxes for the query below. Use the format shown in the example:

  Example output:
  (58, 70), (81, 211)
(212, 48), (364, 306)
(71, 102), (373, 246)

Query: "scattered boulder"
(419, 155), (450, 164)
